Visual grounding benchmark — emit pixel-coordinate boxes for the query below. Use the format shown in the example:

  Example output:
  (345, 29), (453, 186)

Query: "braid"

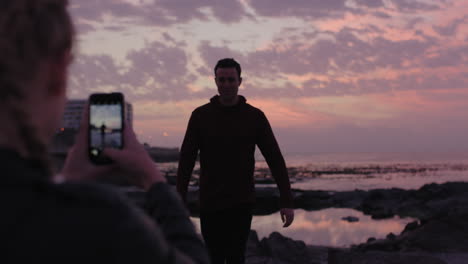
(0, 0), (74, 177)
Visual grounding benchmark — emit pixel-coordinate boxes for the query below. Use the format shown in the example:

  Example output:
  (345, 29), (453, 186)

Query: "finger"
(73, 102), (90, 148)
(285, 214), (294, 227)
(283, 215), (291, 227)
(122, 119), (138, 147)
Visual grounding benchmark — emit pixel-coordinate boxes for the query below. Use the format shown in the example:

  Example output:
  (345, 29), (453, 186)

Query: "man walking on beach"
(177, 58), (294, 264)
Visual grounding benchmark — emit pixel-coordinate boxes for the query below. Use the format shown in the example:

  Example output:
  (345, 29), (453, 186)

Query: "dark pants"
(200, 204), (253, 264)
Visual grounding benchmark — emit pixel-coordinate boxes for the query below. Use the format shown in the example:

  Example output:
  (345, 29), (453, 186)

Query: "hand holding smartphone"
(62, 92), (165, 189)
(88, 92), (124, 165)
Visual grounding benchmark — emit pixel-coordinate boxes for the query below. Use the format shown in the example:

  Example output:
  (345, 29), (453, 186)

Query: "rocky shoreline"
(51, 152), (468, 264)
(177, 181), (468, 263)
(123, 180), (468, 263)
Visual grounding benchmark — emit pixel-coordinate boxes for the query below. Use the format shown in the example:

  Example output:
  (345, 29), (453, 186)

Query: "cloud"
(246, 0), (350, 19)
(389, 0), (441, 12)
(244, 0), (441, 20)
(198, 41), (245, 71)
(423, 45), (468, 67)
(267, 89), (468, 153)
(372, 11), (392, 19)
(70, 0), (142, 23)
(70, 0), (249, 34)
(433, 15), (468, 36)
(200, 26), (434, 74)
(69, 54), (125, 96)
(196, 22), (467, 100)
(355, 0), (385, 8)
(71, 17), (466, 102)
(69, 40), (208, 102)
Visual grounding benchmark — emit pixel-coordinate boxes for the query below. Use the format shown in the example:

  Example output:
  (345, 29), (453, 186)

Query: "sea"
(256, 151), (468, 191)
(160, 151), (468, 247)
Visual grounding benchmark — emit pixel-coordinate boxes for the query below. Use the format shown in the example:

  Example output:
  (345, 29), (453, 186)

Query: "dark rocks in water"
(254, 188), (281, 215)
(350, 209), (468, 258)
(386, 233), (396, 240)
(249, 182), (468, 262)
(370, 209), (395, 220)
(341, 216), (359, 222)
(328, 249), (447, 264)
(246, 230), (326, 264)
(181, 182), (468, 223)
(294, 189), (334, 210)
(402, 221), (419, 234)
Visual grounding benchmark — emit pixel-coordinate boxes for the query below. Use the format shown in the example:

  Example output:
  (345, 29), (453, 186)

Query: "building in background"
(49, 99), (178, 170)
(50, 99), (133, 154)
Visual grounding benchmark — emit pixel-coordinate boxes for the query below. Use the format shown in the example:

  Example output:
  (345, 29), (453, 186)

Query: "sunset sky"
(68, 0), (468, 153)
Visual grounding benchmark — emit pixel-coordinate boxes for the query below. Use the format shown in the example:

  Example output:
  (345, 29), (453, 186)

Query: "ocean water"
(159, 151), (468, 191)
(256, 151), (468, 191)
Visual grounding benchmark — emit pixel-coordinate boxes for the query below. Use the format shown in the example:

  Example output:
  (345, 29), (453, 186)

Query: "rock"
(370, 209), (394, 219)
(386, 233), (396, 240)
(260, 232), (313, 264)
(341, 216), (359, 222)
(254, 188), (281, 215)
(402, 221), (419, 234)
(245, 231), (323, 264)
(294, 190), (334, 210)
(356, 209), (468, 253)
(246, 231), (263, 259)
(181, 179), (468, 223)
(328, 249), (447, 264)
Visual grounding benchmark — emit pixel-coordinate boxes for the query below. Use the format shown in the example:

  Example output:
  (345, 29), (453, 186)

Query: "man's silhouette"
(100, 122), (107, 149)
(177, 58), (294, 264)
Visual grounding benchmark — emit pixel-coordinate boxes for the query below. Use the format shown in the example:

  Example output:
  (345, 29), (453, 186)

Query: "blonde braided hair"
(0, 0), (74, 176)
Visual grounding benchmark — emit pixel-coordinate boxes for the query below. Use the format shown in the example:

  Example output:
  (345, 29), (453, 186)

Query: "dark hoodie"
(0, 148), (208, 264)
(177, 95), (293, 210)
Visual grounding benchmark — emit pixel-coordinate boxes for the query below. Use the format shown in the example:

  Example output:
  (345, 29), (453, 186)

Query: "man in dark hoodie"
(177, 58), (294, 264)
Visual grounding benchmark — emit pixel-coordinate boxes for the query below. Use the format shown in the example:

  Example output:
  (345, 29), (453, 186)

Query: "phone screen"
(89, 93), (124, 164)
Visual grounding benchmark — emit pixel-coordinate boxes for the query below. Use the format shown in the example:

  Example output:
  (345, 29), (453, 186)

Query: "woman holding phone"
(0, 1), (208, 263)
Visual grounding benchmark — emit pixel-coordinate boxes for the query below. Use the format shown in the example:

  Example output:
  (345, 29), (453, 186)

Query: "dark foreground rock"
(327, 202), (468, 263)
(295, 182), (468, 221)
(244, 182), (468, 263)
(328, 249), (447, 264)
(246, 231), (328, 264)
(355, 209), (468, 253)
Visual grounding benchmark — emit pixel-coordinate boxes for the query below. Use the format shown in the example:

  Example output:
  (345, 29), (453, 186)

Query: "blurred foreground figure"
(0, 1), (208, 263)
(177, 58), (295, 264)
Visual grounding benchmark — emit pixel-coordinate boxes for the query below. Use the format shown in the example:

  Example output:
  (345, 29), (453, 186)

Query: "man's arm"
(176, 112), (200, 203)
(256, 111), (294, 209)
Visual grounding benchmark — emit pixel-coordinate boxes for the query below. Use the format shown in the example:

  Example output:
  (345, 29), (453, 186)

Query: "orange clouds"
(247, 98), (332, 128)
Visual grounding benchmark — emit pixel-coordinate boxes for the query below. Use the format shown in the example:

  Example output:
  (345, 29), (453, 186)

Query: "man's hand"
(280, 208), (294, 228)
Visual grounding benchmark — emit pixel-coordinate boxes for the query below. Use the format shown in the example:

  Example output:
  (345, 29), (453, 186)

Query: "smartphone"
(88, 92), (124, 165)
